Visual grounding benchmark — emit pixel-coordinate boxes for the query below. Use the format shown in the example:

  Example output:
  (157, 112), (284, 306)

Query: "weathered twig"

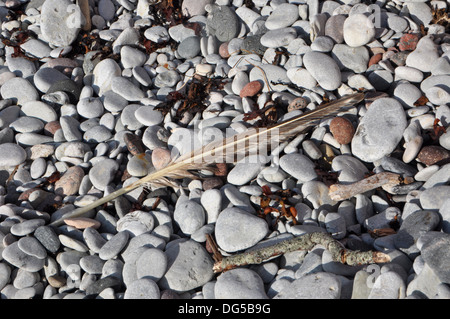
(328, 172), (403, 201)
(212, 232), (390, 273)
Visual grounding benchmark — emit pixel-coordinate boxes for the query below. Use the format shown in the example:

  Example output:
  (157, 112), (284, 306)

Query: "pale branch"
(328, 172), (403, 201)
(212, 232), (390, 273)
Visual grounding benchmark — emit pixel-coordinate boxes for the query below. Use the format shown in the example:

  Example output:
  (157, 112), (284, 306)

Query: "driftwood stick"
(213, 232), (390, 273)
(328, 172), (403, 201)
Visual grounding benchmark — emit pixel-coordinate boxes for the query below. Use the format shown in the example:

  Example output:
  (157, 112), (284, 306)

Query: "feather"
(49, 92), (365, 227)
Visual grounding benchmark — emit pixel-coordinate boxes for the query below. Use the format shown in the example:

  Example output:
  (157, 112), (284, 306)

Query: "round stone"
(135, 248), (168, 282)
(214, 268), (268, 299)
(343, 14), (375, 47)
(159, 239), (214, 292)
(77, 97), (105, 119)
(351, 98), (407, 163)
(329, 116), (355, 145)
(177, 36), (201, 59)
(215, 207), (268, 253)
(88, 158), (119, 191)
(173, 199), (205, 236)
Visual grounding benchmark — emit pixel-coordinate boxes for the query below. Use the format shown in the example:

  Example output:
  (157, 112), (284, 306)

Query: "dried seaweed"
(155, 75), (227, 121)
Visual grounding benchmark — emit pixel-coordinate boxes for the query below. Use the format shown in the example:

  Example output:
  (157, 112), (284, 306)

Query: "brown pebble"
(219, 42), (230, 59)
(151, 147), (172, 170)
(44, 121), (61, 136)
(368, 53), (383, 67)
(54, 166), (84, 196)
(239, 81), (263, 98)
(417, 145), (450, 166)
(287, 97), (308, 112)
(64, 217), (101, 229)
(329, 116), (355, 145)
(202, 177), (224, 190)
(47, 275), (67, 288)
(124, 133), (146, 156)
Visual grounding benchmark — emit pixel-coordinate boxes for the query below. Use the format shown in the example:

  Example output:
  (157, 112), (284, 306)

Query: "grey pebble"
(99, 231), (129, 260)
(10, 218), (45, 237)
(274, 272), (341, 299)
(159, 239), (214, 292)
(214, 268), (268, 299)
(135, 248), (168, 282)
(2, 241), (45, 272)
(34, 225), (60, 253)
(124, 278), (160, 299)
(215, 207), (268, 252)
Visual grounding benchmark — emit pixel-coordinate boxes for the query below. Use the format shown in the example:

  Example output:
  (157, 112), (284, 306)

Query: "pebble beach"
(0, 0), (449, 300)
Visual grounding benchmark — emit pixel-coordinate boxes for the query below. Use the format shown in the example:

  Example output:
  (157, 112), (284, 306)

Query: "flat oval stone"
(279, 153), (318, 183)
(21, 101), (58, 123)
(329, 116), (355, 145)
(17, 236), (47, 259)
(116, 210), (155, 237)
(352, 98), (407, 163)
(10, 218), (45, 236)
(99, 231), (130, 260)
(88, 158), (119, 191)
(0, 77), (39, 105)
(9, 116), (45, 134)
(331, 155), (369, 184)
(0, 143), (27, 166)
(2, 241), (45, 272)
(215, 207), (268, 252)
(265, 3), (299, 30)
(34, 225), (60, 253)
(303, 51), (342, 91)
(33, 67), (69, 93)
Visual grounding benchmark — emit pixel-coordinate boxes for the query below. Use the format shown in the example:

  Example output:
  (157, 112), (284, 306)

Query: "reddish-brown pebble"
(219, 42), (230, 59)
(54, 166), (84, 196)
(417, 145), (450, 166)
(64, 217), (101, 229)
(151, 147), (172, 170)
(398, 33), (420, 51)
(329, 116), (355, 145)
(368, 53), (383, 67)
(239, 81), (263, 98)
(44, 121), (61, 136)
